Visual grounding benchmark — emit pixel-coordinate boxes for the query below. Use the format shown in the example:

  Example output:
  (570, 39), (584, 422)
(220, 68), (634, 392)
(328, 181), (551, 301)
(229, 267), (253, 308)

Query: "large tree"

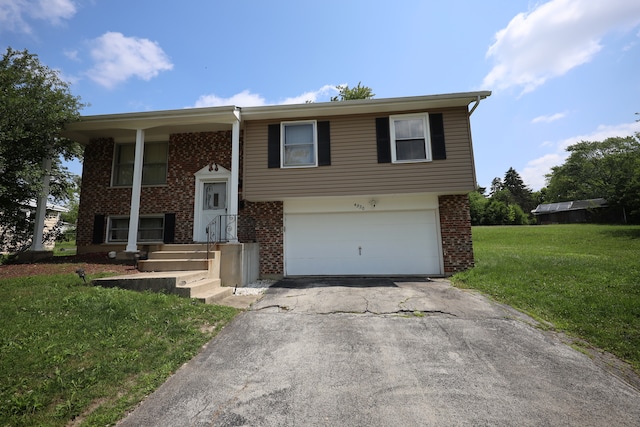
(0, 48), (84, 251)
(545, 135), (640, 221)
(330, 82), (375, 101)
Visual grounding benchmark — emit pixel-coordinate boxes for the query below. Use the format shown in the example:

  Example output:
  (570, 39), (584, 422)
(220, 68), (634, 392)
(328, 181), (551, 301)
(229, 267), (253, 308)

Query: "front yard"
(0, 259), (239, 426)
(453, 224), (640, 374)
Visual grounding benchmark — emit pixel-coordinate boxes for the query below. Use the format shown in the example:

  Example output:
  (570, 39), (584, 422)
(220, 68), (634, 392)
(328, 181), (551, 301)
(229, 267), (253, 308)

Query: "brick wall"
(438, 194), (474, 274)
(77, 131), (234, 246)
(241, 201), (283, 277)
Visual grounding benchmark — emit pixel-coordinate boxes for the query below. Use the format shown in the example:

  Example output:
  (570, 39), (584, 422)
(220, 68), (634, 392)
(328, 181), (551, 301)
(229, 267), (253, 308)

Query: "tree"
(471, 168), (534, 225)
(502, 167), (535, 213)
(545, 135), (640, 222)
(0, 48), (84, 251)
(468, 188), (488, 226)
(330, 82), (375, 101)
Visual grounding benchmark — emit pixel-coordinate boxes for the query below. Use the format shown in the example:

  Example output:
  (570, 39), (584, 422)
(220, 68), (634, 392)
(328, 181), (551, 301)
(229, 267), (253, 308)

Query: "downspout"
(125, 129), (145, 253)
(228, 108), (241, 243)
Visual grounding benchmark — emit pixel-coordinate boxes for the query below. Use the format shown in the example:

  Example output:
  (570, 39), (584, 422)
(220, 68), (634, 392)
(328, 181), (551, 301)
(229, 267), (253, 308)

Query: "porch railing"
(206, 215), (256, 259)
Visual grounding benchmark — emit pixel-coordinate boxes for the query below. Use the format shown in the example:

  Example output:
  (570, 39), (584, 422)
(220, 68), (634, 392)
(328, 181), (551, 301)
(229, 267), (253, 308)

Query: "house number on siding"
(358, 246), (362, 255)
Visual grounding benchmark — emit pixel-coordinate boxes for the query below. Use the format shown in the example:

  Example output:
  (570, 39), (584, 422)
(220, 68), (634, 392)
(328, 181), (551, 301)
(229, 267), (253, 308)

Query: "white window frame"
(281, 120), (318, 168)
(111, 141), (169, 187)
(389, 113), (431, 163)
(107, 215), (164, 243)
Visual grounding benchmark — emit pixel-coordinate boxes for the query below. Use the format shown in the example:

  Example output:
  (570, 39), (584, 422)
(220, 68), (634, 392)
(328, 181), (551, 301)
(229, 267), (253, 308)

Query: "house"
(531, 198), (626, 224)
(62, 91), (490, 282)
(1, 201), (68, 253)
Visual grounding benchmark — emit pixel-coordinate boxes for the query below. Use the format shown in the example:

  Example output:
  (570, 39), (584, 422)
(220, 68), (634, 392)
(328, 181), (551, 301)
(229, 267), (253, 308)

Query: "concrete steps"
(93, 244), (233, 305)
(138, 244), (219, 276)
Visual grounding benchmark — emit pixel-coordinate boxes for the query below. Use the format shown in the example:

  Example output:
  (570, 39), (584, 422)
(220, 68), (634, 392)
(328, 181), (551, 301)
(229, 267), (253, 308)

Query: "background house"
(531, 198), (627, 224)
(1, 202), (68, 253)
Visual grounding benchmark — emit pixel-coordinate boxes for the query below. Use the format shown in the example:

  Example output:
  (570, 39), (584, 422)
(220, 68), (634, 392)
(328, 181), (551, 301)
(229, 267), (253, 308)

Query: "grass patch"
(0, 274), (239, 426)
(53, 240), (77, 257)
(453, 224), (640, 372)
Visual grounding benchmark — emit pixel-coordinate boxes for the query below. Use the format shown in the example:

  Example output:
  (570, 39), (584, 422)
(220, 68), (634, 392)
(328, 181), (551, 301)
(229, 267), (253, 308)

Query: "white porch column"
(126, 129), (145, 253)
(228, 109), (241, 243)
(31, 156), (52, 252)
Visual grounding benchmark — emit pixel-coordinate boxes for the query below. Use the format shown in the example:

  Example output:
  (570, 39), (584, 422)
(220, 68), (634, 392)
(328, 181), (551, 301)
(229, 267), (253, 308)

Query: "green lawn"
(0, 274), (239, 426)
(53, 240), (76, 257)
(453, 224), (640, 372)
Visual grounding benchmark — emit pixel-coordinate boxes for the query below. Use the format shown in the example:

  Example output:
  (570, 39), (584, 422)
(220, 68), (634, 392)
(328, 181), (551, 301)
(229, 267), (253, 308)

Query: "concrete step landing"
(92, 270), (231, 305)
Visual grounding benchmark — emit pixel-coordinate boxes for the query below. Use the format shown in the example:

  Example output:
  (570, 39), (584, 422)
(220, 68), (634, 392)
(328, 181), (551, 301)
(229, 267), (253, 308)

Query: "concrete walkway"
(118, 278), (640, 426)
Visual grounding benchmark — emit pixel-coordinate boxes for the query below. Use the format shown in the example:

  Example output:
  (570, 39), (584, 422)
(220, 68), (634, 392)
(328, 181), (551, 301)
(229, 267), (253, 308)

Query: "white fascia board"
(241, 91), (492, 121)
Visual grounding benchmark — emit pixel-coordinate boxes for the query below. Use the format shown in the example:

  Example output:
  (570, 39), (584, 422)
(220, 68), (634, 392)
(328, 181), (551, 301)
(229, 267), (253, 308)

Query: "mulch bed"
(0, 253), (139, 280)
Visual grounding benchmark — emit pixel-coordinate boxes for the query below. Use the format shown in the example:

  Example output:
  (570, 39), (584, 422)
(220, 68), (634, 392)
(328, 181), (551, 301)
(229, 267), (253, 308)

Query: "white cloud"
(0, 0), (76, 33)
(191, 84), (340, 108)
(531, 112), (567, 124)
(193, 90), (266, 108)
(522, 120), (640, 189)
(63, 49), (79, 61)
(279, 84), (339, 105)
(483, 0), (640, 94)
(87, 32), (173, 89)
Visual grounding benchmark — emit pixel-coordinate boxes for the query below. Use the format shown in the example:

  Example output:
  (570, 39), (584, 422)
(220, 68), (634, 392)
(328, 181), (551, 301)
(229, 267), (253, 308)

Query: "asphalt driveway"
(119, 278), (640, 426)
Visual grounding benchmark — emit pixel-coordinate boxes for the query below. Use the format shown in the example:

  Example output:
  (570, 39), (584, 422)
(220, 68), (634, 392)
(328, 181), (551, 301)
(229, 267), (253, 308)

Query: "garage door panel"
(284, 209), (441, 276)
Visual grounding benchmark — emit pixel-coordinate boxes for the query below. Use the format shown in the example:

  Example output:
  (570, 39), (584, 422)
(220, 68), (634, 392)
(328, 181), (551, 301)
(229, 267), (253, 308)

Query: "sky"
(2, 0), (640, 191)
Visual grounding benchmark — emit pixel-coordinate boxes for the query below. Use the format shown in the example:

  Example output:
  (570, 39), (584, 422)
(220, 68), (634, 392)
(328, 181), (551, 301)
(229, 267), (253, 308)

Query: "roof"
(531, 198), (608, 215)
(26, 200), (69, 212)
(61, 91), (491, 144)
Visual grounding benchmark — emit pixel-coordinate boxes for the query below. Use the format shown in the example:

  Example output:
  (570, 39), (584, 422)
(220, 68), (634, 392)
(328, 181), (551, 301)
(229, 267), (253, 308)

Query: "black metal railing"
(206, 215), (256, 259)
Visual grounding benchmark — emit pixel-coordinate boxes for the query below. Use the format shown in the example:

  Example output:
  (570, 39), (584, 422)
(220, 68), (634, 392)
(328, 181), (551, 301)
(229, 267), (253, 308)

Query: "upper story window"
(281, 121), (318, 168)
(389, 113), (431, 163)
(112, 142), (168, 186)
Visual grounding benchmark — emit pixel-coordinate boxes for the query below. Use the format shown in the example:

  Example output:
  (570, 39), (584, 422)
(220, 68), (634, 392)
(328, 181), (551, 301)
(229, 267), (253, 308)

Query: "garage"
(284, 199), (442, 276)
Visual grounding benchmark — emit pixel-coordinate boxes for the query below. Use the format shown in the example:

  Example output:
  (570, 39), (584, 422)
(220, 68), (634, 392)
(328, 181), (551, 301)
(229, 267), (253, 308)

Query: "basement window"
(107, 216), (164, 242)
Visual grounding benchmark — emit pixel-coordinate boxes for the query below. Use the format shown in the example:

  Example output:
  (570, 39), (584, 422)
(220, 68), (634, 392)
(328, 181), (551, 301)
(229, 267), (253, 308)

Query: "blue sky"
(2, 0), (640, 190)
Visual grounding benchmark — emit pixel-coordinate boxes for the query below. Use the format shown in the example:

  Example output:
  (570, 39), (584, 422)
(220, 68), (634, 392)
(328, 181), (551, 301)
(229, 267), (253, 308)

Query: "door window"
(203, 182), (226, 210)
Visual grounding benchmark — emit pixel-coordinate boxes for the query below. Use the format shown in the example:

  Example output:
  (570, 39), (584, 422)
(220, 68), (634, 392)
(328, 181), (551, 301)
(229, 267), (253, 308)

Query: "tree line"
(471, 132), (640, 225)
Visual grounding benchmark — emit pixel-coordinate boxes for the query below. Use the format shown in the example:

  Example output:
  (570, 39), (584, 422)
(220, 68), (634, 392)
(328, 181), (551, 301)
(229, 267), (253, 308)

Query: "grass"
(0, 274), (239, 426)
(53, 240), (77, 257)
(453, 224), (640, 372)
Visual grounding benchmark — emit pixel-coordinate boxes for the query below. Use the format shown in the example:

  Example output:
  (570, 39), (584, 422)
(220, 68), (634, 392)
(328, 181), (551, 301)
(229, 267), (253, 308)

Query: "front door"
(197, 181), (227, 242)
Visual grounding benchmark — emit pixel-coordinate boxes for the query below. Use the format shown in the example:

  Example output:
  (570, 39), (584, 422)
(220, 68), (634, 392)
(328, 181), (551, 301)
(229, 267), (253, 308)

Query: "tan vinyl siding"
(243, 107), (476, 200)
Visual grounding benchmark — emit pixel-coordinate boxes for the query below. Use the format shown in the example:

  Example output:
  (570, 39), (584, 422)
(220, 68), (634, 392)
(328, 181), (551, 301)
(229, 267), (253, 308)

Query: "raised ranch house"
(63, 91), (490, 286)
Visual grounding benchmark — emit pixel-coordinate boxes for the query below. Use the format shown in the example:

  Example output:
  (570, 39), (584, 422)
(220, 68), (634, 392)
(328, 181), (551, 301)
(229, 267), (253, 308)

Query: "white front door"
(197, 181), (227, 242)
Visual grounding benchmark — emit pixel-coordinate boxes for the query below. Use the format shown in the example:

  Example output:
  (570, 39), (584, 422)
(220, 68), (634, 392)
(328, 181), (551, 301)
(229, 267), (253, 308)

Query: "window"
(389, 113), (430, 163)
(112, 142), (168, 186)
(107, 216), (164, 242)
(281, 121), (317, 167)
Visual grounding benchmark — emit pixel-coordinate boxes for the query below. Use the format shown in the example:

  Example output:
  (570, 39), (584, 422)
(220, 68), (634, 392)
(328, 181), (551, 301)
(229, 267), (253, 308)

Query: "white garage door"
(284, 210), (441, 276)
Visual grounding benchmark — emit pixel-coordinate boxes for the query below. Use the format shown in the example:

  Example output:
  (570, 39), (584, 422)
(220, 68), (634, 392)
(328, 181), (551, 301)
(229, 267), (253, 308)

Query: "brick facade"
(77, 131), (234, 246)
(241, 201), (283, 277)
(438, 194), (474, 274)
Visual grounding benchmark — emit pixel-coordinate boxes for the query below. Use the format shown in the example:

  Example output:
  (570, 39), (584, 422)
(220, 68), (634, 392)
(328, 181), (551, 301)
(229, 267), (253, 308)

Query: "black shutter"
(163, 213), (176, 243)
(317, 121), (331, 166)
(267, 124), (281, 168)
(376, 117), (391, 163)
(92, 214), (105, 244)
(429, 113), (446, 160)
